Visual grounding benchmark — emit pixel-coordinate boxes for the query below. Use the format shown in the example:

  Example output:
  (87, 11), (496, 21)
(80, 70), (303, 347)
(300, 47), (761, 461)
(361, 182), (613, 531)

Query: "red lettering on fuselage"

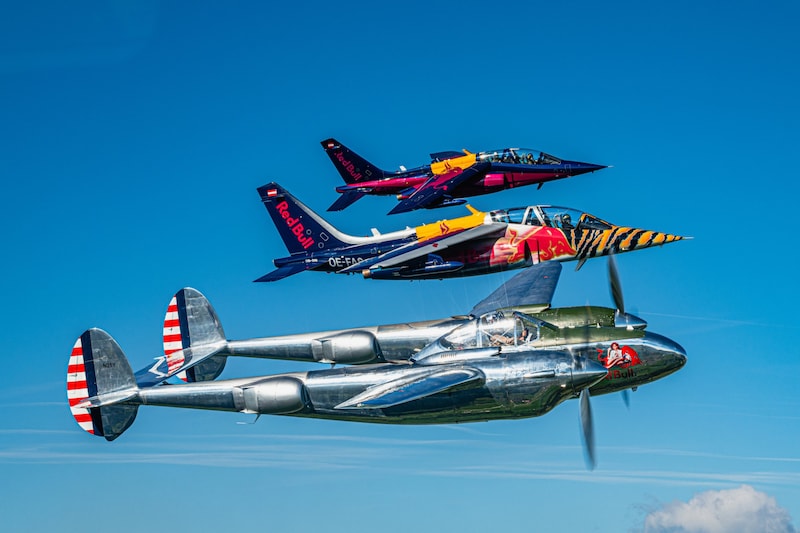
(335, 151), (363, 181)
(275, 201), (315, 250)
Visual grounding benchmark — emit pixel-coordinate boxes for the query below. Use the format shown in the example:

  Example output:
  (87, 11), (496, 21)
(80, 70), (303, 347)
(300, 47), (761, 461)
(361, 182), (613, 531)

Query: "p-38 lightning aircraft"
(256, 181), (684, 282)
(322, 138), (607, 214)
(67, 262), (687, 467)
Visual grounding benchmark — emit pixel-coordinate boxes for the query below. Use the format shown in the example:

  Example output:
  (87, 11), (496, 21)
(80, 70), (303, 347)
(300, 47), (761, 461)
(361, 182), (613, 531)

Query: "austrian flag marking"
(267, 189), (278, 197)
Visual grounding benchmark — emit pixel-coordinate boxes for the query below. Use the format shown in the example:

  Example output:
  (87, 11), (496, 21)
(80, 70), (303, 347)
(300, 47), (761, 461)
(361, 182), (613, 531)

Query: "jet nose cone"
(567, 161), (608, 175)
(572, 359), (608, 390)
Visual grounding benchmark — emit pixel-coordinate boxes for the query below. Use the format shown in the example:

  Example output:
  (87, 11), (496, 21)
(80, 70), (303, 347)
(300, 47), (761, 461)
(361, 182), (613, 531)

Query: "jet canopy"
(488, 205), (613, 231)
(437, 311), (542, 351)
(477, 148), (562, 165)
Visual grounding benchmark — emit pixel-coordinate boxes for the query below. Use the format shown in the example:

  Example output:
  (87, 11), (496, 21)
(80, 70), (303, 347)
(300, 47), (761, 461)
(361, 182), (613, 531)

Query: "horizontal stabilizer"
(254, 263), (313, 283)
(328, 190), (366, 211)
(469, 262), (563, 317)
(134, 341), (227, 388)
(335, 367), (484, 409)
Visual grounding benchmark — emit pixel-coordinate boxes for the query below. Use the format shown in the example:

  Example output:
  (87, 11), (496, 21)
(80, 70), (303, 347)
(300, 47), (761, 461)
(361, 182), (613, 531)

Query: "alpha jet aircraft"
(322, 138), (607, 215)
(256, 181), (684, 282)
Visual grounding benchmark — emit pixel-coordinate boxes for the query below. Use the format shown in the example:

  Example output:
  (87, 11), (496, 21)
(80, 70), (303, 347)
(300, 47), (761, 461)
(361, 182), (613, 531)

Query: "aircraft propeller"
(609, 254), (635, 409)
(608, 253), (647, 330)
(569, 309), (598, 470)
(579, 387), (596, 469)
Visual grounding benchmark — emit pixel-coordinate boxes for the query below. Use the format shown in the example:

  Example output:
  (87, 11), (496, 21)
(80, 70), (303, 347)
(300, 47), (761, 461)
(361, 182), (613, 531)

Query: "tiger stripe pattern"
(572, 228), (683, 260)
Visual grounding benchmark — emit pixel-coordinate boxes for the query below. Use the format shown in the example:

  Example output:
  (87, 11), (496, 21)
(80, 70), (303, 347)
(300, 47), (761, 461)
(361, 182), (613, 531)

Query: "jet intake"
(238, 377), (308, 414)
(311, 331), (381, 364)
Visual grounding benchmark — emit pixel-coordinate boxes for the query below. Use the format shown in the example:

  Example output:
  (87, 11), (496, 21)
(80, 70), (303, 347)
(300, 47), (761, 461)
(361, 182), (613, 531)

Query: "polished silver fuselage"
(135, 332), (685, 424)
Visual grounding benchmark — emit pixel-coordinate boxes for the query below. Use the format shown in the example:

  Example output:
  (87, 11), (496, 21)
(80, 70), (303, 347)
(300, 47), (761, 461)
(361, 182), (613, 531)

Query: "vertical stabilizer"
(66, 329), (138, 441)
(257, 182), (356, 255)
(320, 138), (385, 184)
(163, 288), (227, 382)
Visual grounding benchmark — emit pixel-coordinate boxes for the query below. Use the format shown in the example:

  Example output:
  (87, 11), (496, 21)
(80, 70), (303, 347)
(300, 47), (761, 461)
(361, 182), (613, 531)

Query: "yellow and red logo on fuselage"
(490, 225), (577, 266)
(414, 205), (486, 242)
(430, 151), (477, 175)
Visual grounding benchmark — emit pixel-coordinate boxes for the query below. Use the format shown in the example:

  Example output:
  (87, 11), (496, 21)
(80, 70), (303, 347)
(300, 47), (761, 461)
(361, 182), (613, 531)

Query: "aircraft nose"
(647, 333), (688, 372)
(572, 359), (608, 391)
(567, 161), (608, 175)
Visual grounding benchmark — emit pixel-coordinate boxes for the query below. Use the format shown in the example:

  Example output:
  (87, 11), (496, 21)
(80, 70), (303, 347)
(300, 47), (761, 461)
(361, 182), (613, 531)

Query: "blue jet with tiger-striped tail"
(255, 182), (685, 282)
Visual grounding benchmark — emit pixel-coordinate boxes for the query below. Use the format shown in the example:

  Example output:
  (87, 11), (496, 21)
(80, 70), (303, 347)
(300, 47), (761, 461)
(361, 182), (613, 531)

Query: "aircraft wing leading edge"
(388, 162), (491, 215)
(339, 223), (506, 274)
(335, 367), (485, 409)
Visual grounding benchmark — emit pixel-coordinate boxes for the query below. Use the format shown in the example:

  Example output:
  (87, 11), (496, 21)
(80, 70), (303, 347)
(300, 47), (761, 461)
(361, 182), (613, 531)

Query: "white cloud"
(643, 485), (795, 533)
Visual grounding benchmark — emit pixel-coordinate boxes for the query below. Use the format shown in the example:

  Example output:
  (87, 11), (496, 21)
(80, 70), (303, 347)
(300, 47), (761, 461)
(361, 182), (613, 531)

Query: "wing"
(388, 162), (490, 215)
(338, 223), (506, 274)
(469, 262), (563, 317)
(335, 367), (484, 409)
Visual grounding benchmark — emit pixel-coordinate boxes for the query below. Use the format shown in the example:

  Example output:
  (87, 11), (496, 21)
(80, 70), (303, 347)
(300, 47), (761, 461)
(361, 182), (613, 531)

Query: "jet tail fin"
(257, 182), (358, 258)
(321, 138), (385, 184)
(67, 329), (139, 441)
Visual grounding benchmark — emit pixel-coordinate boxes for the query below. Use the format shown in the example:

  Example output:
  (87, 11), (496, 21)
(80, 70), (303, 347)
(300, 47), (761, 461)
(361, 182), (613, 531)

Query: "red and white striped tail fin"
(65, 329), (138, 440)
(163, 296), (188, 381)
(67, 336), (96, 434)
(160, 288), (227, 383)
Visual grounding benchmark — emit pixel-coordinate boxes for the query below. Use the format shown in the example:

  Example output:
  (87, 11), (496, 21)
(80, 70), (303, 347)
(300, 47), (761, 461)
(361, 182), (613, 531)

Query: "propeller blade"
(621, 388), (631, 409)
(579, 388), (596, 470)
(608, 254), (625, 316)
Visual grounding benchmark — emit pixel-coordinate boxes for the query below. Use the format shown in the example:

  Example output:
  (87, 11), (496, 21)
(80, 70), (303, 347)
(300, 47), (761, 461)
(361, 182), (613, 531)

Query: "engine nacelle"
(238, 377), (308, 414)
(311, 331), (381, 364)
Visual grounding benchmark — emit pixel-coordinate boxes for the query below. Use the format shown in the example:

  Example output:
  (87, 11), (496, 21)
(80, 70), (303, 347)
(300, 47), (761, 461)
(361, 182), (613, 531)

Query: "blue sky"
(2, 1), (799, 531)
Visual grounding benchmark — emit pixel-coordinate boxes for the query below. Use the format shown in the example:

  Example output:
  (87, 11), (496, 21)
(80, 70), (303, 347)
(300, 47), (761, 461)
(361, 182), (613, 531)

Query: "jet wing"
(335, 367), (484, 409)
(388, 162), (491, 215)
(339, 223), (506, 274)
(469, 262), (563, 317)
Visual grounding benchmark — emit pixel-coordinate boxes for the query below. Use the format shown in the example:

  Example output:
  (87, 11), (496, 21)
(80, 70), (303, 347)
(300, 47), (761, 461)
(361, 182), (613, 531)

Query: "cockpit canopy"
(477, 148), (562, 166)
(439, 311), (541, 350)
(488, 205), (613, 231)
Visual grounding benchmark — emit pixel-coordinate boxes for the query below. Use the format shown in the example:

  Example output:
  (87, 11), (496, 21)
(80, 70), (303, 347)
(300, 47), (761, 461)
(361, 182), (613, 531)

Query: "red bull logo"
(275, 201), (315, 250)
(334, 151), (363, 181)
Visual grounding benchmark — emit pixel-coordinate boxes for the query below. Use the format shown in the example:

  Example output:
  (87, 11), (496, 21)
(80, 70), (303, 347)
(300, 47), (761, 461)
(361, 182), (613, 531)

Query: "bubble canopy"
(488, 205), (613, 231)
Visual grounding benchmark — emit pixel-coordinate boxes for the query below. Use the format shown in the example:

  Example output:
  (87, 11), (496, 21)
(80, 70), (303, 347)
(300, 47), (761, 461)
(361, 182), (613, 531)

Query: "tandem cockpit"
(488, 205), (613, 232)
(478, 148), (562, 166)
